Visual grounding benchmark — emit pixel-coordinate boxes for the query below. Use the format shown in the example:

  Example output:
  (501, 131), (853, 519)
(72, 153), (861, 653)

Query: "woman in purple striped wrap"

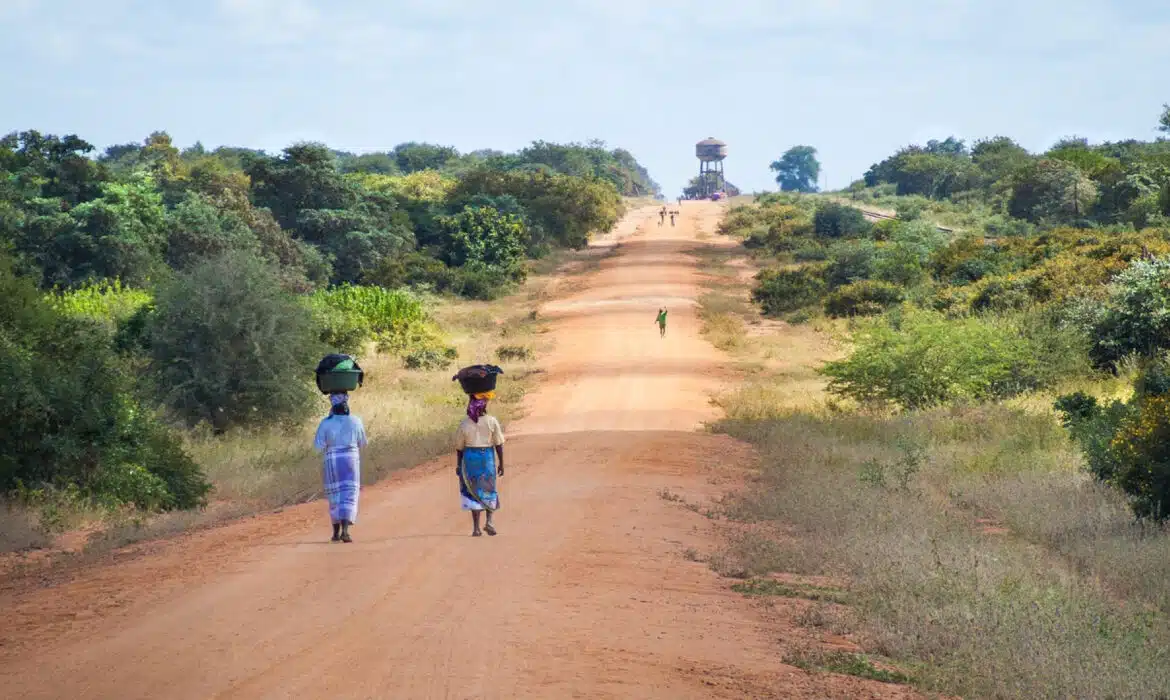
(314, 393), (367, 543)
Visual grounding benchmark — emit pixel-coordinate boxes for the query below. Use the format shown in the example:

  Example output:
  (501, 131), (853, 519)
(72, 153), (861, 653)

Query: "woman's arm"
(495, 445), (504, 476)
(355, 417), (368, 449)
(455, 449), (463, 475)
(313, 420), (328, 453)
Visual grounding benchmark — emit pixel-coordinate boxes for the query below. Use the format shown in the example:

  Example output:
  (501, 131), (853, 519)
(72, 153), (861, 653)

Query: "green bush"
(792, 242), (829, 262)
(151, 252), (322, 432)
(0, 254), (208, 511)
(822, 308), (1082, 408)
(1084, 257), (1170, 369)
(1055, 392), (1132, 484)
(438, 204), (528, 274)
(813, 202), (872, 238)
(403, 346), (457, 370)
(752, 267), (826, 316)
(873, 221), (944, 287)
(437, 262), (513, 301)
(824, 280), (904, 317)
(1105, 395), (1170, 520)
(311, 302), (371, 354)
(970, 276), (1034, 313)
(824, 240), (877, 289)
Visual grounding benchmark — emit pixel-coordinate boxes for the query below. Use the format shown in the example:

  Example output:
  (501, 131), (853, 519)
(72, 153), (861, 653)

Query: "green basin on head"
(317, 370), (362, 394)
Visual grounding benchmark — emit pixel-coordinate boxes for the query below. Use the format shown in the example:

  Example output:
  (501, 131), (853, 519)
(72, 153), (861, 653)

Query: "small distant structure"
(695, 137), (727, 199)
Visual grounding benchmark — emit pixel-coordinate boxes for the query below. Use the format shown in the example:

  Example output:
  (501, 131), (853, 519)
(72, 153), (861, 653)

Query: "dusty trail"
(0, 203), (909, 699)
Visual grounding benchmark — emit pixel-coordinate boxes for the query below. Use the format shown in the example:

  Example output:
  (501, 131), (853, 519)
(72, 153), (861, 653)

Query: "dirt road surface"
(0, 203), (914, 699)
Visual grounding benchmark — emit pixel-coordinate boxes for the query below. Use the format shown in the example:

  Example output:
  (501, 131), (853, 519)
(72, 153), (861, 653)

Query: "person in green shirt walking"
(655, 308), (668, 337)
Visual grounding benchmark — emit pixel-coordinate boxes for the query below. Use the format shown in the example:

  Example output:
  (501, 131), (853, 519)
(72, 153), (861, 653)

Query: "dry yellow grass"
(1, 265), (562, 560)
(697, 210), (1170, 697)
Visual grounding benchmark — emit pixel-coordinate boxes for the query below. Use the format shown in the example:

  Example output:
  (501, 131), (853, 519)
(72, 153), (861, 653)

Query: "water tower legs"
(698, 160), (725, 197)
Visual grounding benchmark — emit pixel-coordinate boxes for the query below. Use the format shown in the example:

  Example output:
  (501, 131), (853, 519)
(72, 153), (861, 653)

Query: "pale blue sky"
(2, 0), (1168, 195)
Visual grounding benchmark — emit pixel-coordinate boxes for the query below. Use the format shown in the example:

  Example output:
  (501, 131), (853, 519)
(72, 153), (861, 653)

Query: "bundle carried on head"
(453, 364), (503, 397)
(316, 354), (365, 395)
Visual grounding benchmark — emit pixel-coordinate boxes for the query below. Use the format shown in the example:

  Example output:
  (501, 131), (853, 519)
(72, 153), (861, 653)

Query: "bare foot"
(472, 530), (483, 537)
(484, 524), (497, 536)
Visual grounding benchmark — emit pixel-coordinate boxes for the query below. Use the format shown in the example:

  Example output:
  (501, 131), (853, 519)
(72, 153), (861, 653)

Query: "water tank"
(696, 137), (727, 162)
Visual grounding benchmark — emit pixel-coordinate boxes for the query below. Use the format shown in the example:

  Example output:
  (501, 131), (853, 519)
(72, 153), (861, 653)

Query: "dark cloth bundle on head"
(453, 364), (503, 396)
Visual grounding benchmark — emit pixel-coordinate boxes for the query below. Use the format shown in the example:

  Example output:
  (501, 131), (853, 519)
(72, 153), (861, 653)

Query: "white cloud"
(216, 0), (321, 45)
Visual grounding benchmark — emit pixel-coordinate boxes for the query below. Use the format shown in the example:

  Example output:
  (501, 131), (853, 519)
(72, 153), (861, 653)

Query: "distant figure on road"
(314, 393), (367, 543)
(656, 308), (668, 337)
(669, 211), (677, 227)
(659, 206), (667, 226)
(455, 392), (505, 537)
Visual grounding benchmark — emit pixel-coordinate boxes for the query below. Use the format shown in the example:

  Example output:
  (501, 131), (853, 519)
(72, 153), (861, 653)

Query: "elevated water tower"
(695, 137), (727, 197)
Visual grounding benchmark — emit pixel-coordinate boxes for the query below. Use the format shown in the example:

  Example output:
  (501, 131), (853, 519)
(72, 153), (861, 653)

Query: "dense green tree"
(1, 131), (108, 205)
(166, 192), (260, 269)
(770, 145), (821, 193)
(924, 137), (968, 157)
(150, 252), (322, 432)
(970, 136), (1033, 190)
(452, 168), (622, 249)
(439, 205), (528, 273)
(1160, 104), (1170, 134)
(1008, 159), (1098, 224)
(338, 152), (400, 175)
(393, 142), (459, 173)
(507, 140), (660, 196)
(893, 153), (977, 198)
(66, 173), (169, 286)
(245, 143), (356, 230)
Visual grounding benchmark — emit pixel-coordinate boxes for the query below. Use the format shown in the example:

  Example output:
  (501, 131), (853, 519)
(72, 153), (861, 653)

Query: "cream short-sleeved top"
(454, 415), (506, 450)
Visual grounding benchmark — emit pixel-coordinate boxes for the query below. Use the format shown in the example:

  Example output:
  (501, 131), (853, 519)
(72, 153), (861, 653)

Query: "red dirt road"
(0, 203), (914, 699)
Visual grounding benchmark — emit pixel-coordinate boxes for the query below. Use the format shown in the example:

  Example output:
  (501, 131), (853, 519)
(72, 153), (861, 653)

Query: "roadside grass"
(0, 507), (50, 553)
(692, 240), (838, 418)
(694, 209), (1170, 697)
(731, 578), (849, 604)
(713, 405), (1170, 698)
(784, 647), (914, 685)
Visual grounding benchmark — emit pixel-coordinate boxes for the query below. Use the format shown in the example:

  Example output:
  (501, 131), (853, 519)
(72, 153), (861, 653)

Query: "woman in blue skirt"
(314, 393), (367, 543)
(454, 392), (505, 536)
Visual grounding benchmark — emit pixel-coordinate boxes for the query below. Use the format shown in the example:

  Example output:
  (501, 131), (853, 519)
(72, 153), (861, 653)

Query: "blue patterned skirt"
(460, 446), (498, 511)
(323, 446), (360, 523)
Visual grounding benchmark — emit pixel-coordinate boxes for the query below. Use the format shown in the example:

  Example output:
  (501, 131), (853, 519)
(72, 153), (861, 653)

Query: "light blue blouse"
(314, 414), (368, 453)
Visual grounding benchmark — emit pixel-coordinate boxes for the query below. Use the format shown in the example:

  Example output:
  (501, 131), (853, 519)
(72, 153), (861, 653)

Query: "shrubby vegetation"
(723, 106), (1170, 521)
(0, 129), (654, 518)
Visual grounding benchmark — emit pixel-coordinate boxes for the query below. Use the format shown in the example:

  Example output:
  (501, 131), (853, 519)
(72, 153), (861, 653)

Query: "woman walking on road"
(455, 392), (506, 536)
(314, 393), (367, 543)
(656, 308), (668, 337)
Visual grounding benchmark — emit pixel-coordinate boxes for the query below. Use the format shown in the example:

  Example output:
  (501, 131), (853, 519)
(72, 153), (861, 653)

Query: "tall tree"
(770, 146), (821, 193)
(1160, 103), (1170, 135)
